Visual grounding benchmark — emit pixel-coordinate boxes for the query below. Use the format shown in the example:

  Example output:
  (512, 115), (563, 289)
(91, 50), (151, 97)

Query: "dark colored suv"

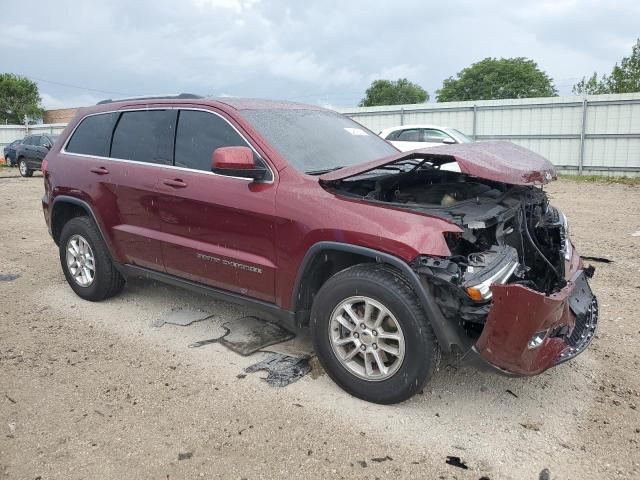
(42, 96), (598, 404)
(16, 133), (59, 177)
(3, 139), (23, 166)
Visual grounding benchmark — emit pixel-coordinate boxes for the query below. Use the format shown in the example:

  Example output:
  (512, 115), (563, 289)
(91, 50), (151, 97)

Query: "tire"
(18, 158), (33, 177)
(59, 216), (125, 301)
(311, 264), (439, 404)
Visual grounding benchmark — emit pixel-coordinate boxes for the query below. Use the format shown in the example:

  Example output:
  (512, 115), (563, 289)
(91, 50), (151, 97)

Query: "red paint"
(213, 146), (254, 170)
(44, 98), (462, 311)
(320, 141), (557, 186)
(42, 97), (593, 379)
(475, 247), (583, 374)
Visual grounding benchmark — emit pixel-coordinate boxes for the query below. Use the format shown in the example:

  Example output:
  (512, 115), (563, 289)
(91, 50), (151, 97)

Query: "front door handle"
(163, 178), (187, 188)
(90, 166), (109, 175)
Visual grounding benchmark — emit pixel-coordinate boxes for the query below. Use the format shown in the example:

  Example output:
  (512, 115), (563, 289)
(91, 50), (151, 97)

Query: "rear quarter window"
(66, 113), (117, 157)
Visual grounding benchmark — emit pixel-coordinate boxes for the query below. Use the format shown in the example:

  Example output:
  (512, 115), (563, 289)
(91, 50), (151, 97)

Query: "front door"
(31, 135), (52, 169)
(23, 135), (41, 169)
(156, 109), (278, 303)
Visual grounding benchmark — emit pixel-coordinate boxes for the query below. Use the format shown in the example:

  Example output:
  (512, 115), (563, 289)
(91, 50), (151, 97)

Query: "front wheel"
(311, 264), (439, 404)
(18, 158), (33, 177)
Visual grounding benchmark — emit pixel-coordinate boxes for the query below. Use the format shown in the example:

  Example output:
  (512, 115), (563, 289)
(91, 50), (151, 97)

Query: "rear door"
(156, 108), (278, 302)
(63, 109), (176, 271)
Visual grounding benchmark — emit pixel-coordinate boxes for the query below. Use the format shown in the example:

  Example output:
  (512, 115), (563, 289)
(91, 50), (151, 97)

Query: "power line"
(18, 73), (133, 96)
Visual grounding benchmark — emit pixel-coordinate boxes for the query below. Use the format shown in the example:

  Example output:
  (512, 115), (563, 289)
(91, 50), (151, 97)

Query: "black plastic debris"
(445, 456), (469, 469)
(244, 353), (311, 387)
(506, 389), (519, 398)
(178, 452), (192, 461)
(580, 255), (613, 264)
(220, 317), (295, 355)
(189, 317), (294, 356)
(0, 273), (20, 282)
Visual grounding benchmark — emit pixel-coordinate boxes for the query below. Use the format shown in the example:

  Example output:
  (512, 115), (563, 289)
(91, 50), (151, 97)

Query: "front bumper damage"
(464, 248), (598, 376)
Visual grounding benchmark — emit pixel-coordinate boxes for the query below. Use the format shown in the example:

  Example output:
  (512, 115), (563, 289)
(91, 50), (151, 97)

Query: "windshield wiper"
(305, 166), (344, 175)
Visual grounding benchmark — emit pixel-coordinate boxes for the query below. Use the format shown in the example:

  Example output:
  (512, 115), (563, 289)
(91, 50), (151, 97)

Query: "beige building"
(43, 108), (79, 124)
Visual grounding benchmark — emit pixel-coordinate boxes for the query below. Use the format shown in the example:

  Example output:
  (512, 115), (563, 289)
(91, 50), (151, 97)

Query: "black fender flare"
(291, 241), (469, 353)
(50, 195), (115, 254)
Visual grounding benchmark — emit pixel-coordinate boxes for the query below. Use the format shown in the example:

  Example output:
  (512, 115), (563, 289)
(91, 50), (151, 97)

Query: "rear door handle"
(90, 166), (109, 175)
(162, 178), (187, 188)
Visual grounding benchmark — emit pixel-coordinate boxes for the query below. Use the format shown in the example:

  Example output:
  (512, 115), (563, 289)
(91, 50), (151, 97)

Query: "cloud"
(40, 93), (101, 110)
(0, 25), (72, 49)
(0, 0), (637, 109)
(193, 0), (261, 13)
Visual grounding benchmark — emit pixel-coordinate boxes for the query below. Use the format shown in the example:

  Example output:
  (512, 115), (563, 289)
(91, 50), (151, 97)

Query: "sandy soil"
(1, 168), (639, 479)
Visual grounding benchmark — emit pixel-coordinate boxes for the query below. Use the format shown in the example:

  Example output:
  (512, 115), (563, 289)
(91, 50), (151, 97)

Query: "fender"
(291, 241), (469, 353)
(50, 195), (116, 255)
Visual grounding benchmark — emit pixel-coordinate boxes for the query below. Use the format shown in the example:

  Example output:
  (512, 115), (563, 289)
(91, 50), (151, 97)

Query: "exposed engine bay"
(327, 168), (571, 336)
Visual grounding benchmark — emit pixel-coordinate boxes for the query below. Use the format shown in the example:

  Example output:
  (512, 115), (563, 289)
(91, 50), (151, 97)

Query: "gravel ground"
(1, 168), (639, 479)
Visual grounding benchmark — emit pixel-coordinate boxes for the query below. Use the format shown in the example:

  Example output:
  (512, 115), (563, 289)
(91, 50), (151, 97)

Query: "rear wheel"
(59, 216), (125, 301)
(311, 264), (439, 404)
(18, 158), (32, 177)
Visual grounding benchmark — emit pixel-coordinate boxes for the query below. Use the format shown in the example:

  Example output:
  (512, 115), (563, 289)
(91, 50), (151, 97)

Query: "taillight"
(42, 159), (48, 174)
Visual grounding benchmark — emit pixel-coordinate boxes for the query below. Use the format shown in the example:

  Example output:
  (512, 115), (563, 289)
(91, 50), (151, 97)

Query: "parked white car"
(379, 124), (473, 151)
(378, 125), (474, 172)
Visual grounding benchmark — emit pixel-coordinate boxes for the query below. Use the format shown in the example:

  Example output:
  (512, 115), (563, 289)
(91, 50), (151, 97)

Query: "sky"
(1, 0), (638, 110)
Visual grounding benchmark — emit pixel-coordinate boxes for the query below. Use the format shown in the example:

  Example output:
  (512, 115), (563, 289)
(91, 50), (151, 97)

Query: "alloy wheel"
(65, 234), (96, 287)
(328, 296), (405, 381)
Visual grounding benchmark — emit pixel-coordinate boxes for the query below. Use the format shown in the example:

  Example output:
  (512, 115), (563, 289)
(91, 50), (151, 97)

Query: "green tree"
(436, 57), (558, 102)
(573, 39), (640, 95)
(359, 78), (429, 107)
(572, 73), (610, 95)
(0, 73), (44, 124)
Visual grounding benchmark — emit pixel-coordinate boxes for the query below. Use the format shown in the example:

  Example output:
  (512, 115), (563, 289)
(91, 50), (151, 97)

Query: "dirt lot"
(1, 168), (639, 479)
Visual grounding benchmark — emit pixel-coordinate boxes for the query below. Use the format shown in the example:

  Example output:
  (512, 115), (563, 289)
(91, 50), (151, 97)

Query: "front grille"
(558, 296), (599, 361)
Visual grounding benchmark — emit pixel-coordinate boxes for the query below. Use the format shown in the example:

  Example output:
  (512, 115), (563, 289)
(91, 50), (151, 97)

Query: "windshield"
(241, 109), (398, 174)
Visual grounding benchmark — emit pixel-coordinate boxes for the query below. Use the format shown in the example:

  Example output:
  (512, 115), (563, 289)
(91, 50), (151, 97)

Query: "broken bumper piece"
(471, 269), (598, 376)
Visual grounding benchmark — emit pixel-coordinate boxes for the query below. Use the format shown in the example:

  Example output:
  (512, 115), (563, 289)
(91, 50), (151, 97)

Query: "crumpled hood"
(319, 141), (557, 186)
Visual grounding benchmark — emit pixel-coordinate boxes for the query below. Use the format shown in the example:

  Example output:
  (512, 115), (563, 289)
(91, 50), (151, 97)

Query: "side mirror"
(211, 146), (267, 181)
(43, 143), (52, 150)
(442, 138), (456, 145)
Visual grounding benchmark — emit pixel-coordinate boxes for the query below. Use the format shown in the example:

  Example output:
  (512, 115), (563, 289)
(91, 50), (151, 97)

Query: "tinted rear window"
(111, 110), (176, 165)
(174, 110), (249, 172)
(66, 113), (116, 157)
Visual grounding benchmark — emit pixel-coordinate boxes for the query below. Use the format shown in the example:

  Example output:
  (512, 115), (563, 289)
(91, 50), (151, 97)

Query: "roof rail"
(96, 93), (203, 105)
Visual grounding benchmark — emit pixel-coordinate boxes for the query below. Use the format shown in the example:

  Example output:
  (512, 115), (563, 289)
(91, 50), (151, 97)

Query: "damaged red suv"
(42, 95), (598, 404)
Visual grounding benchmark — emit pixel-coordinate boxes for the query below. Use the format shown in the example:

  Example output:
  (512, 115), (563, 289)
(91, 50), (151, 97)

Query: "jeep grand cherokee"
(42, 95), (598, 404)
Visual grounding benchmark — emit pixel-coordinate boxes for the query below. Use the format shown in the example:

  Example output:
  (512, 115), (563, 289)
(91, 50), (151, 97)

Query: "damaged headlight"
(462, 246), (519, 302)
(559, 210), (572, 261)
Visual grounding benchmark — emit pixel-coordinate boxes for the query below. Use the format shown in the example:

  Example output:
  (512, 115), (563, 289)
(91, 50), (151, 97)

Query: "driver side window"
(174, 110), (271, 179)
